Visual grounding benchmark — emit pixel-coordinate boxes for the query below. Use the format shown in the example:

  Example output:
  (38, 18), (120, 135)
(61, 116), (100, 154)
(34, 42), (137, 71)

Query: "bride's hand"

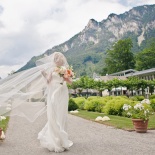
(63, 77), (72, 84)
(41, 69), (53, 84)
(41, 69), (46, 76)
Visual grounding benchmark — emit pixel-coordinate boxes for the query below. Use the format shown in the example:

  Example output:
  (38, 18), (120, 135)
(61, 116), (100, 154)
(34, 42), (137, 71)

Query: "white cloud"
(0, 0), (154, 78)
(0, 64), (23, 78)
(119, 0), (155, 7)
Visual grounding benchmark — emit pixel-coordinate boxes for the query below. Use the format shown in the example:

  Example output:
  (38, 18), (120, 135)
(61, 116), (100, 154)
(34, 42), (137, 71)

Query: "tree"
(76, 79), (84, 96)
(136, 38), (155, 70)
(68, 81), (78, 94)
(136, 79), (148, 96)
(122, 77), (139, 96)
(104, 38), (135, 74)
(111, 78), (123, 96)
(147, 80), (155, 95)
(105, 80), (113, 96)
(8, 70), (16, 76)
(94, 80), (106, 96)
(79, 76), (95, 97)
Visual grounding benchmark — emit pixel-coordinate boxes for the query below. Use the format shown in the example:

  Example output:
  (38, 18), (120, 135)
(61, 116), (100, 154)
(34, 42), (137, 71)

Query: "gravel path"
(0, 114), (155, 155)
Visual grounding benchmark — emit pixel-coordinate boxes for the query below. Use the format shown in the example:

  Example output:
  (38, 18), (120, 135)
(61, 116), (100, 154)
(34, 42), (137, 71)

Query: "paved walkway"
(0, 114), (155, 155)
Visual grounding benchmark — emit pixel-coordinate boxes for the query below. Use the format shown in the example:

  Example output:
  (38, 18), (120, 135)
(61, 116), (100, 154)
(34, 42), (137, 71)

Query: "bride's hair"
(36, 52), (68, 68)
(54, 53), (65, 66)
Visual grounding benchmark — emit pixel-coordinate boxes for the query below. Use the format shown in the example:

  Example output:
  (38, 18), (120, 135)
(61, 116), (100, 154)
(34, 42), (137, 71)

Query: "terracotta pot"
(132, 119), (149, 133)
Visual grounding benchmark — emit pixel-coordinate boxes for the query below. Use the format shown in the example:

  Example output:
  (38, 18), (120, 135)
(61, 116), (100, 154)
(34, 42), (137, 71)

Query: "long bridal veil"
(0, 52), (68, 122)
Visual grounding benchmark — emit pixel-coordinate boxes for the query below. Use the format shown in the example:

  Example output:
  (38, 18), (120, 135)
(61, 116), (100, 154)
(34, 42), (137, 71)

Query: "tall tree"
(136, 38), (155, 70)
(104, 38), (135, 74)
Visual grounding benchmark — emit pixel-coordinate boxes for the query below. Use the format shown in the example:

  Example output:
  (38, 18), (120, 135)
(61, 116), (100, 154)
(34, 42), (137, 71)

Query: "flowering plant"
(0, 116), (6, 140)
(55, 65), (75, 79)
(0, 116), (6, 121)
(123, 99), (152, 121)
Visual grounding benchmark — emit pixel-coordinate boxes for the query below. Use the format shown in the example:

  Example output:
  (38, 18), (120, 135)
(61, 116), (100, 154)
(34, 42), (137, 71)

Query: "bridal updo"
(54, 52), (66, 66)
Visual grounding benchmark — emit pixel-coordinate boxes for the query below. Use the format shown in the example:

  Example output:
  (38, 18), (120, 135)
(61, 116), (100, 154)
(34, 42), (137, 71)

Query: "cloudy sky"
(0, 0), (154, 78)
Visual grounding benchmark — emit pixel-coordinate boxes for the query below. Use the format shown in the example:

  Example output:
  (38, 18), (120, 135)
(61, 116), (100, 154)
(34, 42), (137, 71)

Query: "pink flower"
(55, 66), (75, 79)
(64, 69), (74, 78)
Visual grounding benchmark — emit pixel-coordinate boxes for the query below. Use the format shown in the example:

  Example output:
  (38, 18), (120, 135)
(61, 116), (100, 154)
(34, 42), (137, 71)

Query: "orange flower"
(66, 69), (72, 76)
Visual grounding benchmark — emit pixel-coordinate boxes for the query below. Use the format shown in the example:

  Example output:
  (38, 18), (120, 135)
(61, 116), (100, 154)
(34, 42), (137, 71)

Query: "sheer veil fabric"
(0, 52), (73, 152)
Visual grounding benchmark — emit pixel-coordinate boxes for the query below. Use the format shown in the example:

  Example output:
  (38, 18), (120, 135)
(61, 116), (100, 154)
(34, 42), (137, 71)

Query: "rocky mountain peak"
(18, 4), (155, 77)
(86, 19), (99, 30)
(107, 13), (117, 19)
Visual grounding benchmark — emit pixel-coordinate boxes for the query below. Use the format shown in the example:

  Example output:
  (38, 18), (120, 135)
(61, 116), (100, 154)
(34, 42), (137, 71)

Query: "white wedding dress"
(38, 71), (73, 152)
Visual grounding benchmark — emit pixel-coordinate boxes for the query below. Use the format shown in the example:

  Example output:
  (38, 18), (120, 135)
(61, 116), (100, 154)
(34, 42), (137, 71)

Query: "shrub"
(72, 97), (86, 110)
(150, 99), (155, 111)
(134, 96), (145, 101)
(84, 97), (107, 112)
(68, 98), (78, 111)
(116, 96), (128, 99)
(102, 96), (114, 101)
(87, 96), (101, 101)
(129, 96), (138, 101)
(103, 98), (137, 116)
(150, 94), (155, 99)
(93, 98), (107, 112)
(84, 100), (96, 111)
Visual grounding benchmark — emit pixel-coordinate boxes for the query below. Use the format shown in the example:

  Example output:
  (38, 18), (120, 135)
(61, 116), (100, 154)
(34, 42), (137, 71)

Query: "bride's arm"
(41, 70), (53, 84)
(47, 72), (53, 84)
(41, 70), (47, 78)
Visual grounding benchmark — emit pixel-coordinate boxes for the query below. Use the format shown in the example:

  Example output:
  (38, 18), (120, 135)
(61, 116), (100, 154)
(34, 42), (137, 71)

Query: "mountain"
(18, 4), (155, 77)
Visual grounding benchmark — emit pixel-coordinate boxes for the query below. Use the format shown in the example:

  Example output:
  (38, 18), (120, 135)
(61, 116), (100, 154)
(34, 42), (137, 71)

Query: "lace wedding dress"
(38, 71), (73, 152)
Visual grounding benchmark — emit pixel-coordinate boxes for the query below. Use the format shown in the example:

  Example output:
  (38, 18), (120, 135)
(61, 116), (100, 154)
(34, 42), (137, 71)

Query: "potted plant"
(123, 99), (153, 133)
(0, 128), (2, 137)
(0, 116), (6, 140)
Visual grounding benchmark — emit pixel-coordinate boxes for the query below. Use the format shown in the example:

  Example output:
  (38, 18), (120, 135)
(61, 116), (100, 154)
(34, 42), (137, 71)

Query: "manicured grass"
(70, 110), (155, 131)
(148, 114), (155, 129)
(0, 117), (10, 132)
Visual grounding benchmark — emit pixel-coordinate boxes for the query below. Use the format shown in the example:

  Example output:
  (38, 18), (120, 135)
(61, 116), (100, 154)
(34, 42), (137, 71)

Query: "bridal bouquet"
(55, 66), (75, 79)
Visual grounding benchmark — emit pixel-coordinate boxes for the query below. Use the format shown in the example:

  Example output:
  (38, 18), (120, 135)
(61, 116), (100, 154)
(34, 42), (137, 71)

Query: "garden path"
(0, 113), (155, 155)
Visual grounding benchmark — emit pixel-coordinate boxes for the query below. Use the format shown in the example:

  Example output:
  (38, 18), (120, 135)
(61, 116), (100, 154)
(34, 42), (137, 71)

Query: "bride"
(38, 52), (73, 152)
(0, 52), (73, 153)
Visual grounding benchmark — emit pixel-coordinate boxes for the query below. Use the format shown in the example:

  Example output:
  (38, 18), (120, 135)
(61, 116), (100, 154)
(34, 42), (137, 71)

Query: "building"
(125, 68), (155, 80)
(109, 68), (155, 80)
(100, 75), (127, 82)
(109, 69), (137, 76)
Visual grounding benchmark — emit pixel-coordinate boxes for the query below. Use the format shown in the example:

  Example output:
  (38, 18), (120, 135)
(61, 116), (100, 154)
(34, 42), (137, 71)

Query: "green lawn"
(0, 117), (10, 132)
(70, 110), (155, 131)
